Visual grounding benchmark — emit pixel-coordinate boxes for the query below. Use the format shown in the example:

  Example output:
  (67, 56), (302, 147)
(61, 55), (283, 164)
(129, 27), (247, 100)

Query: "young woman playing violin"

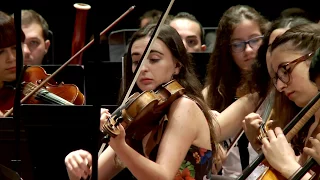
(243, 16), (312, 152)
(64, 24), (222, 180)
(243, 23), (320, 179)
(304, 47), (320, 165)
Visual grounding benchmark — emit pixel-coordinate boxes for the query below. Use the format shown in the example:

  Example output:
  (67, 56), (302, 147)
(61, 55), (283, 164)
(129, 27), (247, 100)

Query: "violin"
(98, 0), (176, 156)
(2, 6), (135, 118)
(0, 66), (85, 112)
(238, 92), (320, 180)
(101, 79), (185, 140)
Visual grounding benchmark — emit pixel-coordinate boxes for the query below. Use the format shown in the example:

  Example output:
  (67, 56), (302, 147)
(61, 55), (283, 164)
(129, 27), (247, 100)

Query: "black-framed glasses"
(272, 52), (314, 87)
(230, 35), (264, 53)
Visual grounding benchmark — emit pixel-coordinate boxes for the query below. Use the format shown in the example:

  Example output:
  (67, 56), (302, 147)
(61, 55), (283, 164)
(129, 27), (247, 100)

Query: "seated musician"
(0, 11), (25, 114)
(304, 47), (320, 164)
(64, 24), (225, 180)
(243, 23), (320, 179)
(169, 12), (207, 53)
(0, 11), (24, 89)
(13, 9), (51, 65)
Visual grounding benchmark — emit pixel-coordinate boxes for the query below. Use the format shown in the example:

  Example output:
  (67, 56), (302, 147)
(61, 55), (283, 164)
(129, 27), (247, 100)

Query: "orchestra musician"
(244, 16), (312, 153)
(64, 23), (225, 180)
(244, 23), (320, 179)
(0, 10), (24, 95)
(21, 9), (51, 65)
(304, 47), (320, 165)
(202, 4), (269, 178)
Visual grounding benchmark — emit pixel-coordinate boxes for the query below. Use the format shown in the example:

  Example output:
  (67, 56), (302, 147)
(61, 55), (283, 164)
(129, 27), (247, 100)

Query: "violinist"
(304, 47), (320, 165)
(65, 24), (223, 180)
(244, 23), (320, 179)
(0, 11), (24, 92)
(202, 5), (269, 178)
(243, 16), (312, 152)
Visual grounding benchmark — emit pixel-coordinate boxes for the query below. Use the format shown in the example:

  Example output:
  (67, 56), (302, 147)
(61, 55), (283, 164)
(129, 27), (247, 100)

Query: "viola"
(101, 79), (185, 140)
(0, 66), (85, 112)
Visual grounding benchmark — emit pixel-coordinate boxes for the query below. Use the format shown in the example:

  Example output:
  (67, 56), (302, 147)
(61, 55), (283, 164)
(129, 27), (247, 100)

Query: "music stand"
(20, 104), (104, 180)
(190, 52), (211, 85)
(108, 29), (138, 62)
(84, 61), (124, 105)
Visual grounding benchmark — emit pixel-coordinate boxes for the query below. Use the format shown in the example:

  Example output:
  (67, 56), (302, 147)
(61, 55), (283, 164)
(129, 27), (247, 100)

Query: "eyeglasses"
(230, 35), (264, 53)
(272, 52), (314, 87)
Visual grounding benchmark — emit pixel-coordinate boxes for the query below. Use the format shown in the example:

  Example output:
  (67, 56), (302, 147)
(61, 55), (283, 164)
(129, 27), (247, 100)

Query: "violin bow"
(3, 5), (135, 117)
(98, 0), (176, 157)
(237, 91), (320, 180)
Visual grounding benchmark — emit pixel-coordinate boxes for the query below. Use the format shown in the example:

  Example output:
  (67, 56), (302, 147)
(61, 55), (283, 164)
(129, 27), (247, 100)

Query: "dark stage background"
(0, 0), (317, 179)
(0, 0), (317, 65)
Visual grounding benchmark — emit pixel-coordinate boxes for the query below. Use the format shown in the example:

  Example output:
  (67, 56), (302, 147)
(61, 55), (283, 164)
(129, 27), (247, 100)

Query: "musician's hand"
(109, 124), (126, 151)
(211, 144), (226, 174)
(0, 110), (3, 117)
(242, 112), (263, 152)
(100, 108), (111, 132)
(261, 127), (300, 178)
(65, 149), (92, 180)
(304, 133), (320, 165)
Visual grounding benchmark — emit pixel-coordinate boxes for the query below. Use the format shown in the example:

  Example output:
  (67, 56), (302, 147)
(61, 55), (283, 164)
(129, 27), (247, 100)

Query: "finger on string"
(303, 146), (317, 157)
(266, 129), (276, 141)
(261, 136), (270, 147)
(274, 127), (285, 138)
(118, 123), (125, 133)
(266, 119), (274, 129)
(252, 119), (263, 129)
(309, 137), (320, 151)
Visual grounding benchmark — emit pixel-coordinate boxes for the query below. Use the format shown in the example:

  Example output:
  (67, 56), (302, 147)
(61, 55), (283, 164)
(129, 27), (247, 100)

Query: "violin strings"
(23, 82), (71, 105)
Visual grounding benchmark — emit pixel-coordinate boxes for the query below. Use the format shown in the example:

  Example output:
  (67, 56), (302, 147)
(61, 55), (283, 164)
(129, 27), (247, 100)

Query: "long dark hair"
(123, 23), (219, 153)
(0, 11), (25, 49)
(271, 23), (320, 155)
(248, 17), (312, 99)
(204, 5), (269, 112)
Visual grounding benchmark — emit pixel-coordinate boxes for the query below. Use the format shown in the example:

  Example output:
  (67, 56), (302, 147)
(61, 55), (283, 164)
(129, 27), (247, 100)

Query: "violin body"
(23, 66), (85, 105)
(0, 66), (85, 112)
(102, 80), (185, 140)
(256, 160), (286, 180)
